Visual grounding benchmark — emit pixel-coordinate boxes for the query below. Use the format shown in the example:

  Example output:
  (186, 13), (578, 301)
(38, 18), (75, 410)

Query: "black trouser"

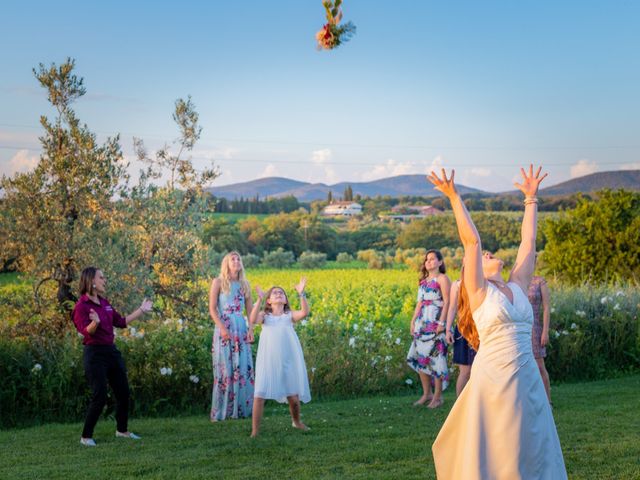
(82, 344), (130, 438)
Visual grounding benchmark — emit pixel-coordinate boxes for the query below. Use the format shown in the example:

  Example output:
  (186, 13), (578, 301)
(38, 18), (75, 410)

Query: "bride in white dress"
(427, 166), (567, 479)
(250, 278), (311, 437)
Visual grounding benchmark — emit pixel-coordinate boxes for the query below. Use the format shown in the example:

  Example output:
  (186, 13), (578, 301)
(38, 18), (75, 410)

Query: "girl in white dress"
(250, 278), (311, 437)
(427, 166), (567, 479)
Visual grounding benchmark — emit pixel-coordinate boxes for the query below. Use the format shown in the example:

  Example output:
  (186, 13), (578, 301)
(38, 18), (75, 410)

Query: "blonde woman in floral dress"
(407, 250), (451, 408)
(209, 251), (255, 421)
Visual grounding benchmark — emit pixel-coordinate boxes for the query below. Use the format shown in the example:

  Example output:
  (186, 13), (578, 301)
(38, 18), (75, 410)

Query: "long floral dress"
(210, 281), (254, 421)
(406, 277), (449, 390)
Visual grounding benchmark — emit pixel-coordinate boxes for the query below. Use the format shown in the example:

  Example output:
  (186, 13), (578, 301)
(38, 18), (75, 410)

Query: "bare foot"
(427, 397), (444, 409)
(413, 395), (432, 406)
(292, 422), (310, 431)
(250, 431), (258, 438)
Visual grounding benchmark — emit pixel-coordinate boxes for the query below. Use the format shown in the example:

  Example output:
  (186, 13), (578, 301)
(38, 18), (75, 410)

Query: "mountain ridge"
(207, 170), (640, 201)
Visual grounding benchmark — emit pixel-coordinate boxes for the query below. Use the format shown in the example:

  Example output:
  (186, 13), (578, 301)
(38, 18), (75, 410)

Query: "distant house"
(381, 205), (444, 220)
(322, 201), (363, 216)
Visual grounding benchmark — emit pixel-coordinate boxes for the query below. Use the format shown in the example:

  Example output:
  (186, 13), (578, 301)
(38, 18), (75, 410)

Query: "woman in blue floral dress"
(407, 250), (451, 408)
(209, 251), (255, 421)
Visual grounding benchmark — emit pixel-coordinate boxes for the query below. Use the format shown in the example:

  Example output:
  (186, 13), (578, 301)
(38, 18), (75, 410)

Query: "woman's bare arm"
(427, 169), (486, 310)
(509, 165), (547, 291)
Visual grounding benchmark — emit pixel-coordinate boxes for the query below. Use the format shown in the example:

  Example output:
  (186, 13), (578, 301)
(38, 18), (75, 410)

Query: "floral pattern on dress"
(210, 281), (254, 421)
(406, 278), (449, 390)
(528, 276), (547, 359)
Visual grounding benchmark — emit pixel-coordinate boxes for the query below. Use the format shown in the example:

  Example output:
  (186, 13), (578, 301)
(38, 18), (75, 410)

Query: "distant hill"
(537, 170), (640, 196)
(208, 174), (484, 201)
(206, 177), (309, 199)
(207, 170), (640, 201)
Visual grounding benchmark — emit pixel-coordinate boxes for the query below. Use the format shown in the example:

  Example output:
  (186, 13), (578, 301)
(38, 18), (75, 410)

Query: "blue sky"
(1, 0), (639, 192)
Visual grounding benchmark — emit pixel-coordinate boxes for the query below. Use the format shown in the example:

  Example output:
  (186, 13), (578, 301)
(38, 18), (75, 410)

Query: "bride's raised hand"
(514, 164), (548, 197)
(427, 168), (457, 199)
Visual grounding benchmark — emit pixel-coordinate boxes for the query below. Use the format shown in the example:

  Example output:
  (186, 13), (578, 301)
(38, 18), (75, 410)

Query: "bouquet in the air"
(316, 0), (356, 50)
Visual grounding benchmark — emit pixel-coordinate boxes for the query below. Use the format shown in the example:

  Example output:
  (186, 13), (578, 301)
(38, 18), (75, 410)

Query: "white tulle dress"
(254, 312), (311, 403)
(432, 282), (567, 479)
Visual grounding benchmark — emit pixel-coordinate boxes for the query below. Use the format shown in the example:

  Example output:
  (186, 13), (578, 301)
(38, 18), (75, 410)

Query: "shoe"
(115, 431), (141, 439)
(291, 422), (310, 431)
(80, 437), (97, 447)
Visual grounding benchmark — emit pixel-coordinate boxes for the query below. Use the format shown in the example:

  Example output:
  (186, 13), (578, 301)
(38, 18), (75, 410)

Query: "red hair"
(457, 274), (480, 351)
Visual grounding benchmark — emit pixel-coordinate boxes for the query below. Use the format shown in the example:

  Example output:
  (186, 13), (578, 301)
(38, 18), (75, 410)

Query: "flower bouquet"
(316, 0), (356, 50)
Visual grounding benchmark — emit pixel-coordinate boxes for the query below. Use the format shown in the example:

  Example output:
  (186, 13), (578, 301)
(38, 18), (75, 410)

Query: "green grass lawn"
(1, 375), (638, 480)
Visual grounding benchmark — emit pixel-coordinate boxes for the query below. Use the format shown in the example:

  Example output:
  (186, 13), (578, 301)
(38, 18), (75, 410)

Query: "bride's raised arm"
(427, 169), (486, 308)
(509, 165), (547, 290)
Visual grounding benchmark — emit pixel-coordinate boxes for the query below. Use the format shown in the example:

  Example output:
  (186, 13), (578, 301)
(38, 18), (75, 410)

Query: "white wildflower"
(395, 337), (401, 345)
(600, 296), (609, 305)
(570, 323), (578, 330)
(160, 367), (173, 376)
(349, 337), (356, 347)
(615, 290), (625, 297)
(550, 307), (556, 314)
(189, 375), (199, 384)
(384, 355), (392, 362)
(554, 331), (560, 338)
(129, 327), (137, 336)
(300, 319), (308, 326)
(32, 363), (43, 373)
(561, 330), (569, 336)
(613, 303), (621, 311)
(352, 323), (358, 331)
(576, 310), (586, 318)
(311, 367), (316, 374)
(405, 378), (413, 385)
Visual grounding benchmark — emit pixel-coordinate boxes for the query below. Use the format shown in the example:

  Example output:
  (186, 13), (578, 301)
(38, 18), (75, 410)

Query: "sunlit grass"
(0, 375), (638, 480)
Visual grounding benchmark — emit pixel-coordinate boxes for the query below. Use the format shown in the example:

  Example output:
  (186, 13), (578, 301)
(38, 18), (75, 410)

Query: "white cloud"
(259, 163), (278, 178)
(361, 155), (447, 182)
(311, 148), (332, 165)
(620, 162), (640, 170)
(470, 167), (491, 177)
(426, 155), (445, 173)
(361, 158), (419, 181)
(3, 149), (39, 175)
(196, 147), (238, 161)
(570, 159), (598, 179)
(310, 149), (338, 183)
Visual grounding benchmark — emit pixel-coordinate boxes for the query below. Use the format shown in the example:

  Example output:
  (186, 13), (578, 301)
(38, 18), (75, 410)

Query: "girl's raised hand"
(427, 169), (457, 198)
(514, 164), (547, 197)
(255, 286), (265, 299)
(295, 277), (307, 295)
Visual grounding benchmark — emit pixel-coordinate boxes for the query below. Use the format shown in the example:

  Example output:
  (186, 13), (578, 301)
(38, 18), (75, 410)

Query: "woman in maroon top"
(72, 266), (152, 447)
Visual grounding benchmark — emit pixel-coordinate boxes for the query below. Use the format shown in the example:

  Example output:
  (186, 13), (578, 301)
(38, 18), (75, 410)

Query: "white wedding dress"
(254, 312), (311, 403)
(433, 282), (567, 479)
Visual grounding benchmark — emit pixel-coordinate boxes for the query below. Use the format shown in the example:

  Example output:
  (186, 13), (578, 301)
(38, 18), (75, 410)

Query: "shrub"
(357, 249), (391, 269)
(336, 252), (354, 263)
(261, 248), (295, 268)
(242, 253), (261, 269)
(297, 251), (327, 269)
